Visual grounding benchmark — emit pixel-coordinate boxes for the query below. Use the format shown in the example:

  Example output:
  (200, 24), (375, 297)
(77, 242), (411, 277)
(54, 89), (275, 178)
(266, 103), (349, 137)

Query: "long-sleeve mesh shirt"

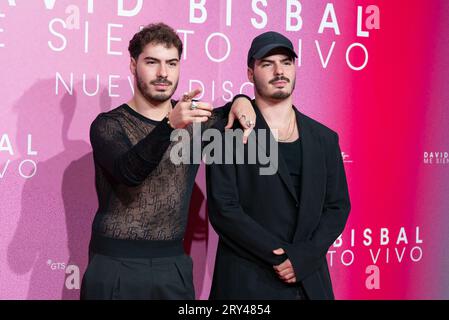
(88, 101), (229, 257)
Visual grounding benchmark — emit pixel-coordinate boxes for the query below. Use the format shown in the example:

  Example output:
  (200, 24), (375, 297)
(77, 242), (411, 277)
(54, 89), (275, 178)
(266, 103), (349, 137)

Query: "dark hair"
(248, 58), (255, 69)
(128, 22), (183, 60)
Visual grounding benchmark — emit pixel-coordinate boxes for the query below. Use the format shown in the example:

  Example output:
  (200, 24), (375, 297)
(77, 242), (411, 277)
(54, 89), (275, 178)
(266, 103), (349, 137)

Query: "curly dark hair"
(128, 22), (183, 60)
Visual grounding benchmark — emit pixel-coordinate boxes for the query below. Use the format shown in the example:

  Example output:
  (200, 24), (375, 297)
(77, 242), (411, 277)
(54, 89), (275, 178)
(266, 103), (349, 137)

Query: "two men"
(80, 23), (255, 300)
(81, 22), (350, 300)
(206, 31), (351, 300)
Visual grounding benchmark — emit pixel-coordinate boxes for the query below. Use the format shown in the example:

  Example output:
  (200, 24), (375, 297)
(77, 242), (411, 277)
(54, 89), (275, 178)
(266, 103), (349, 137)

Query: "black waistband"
(89, 233), (185, 258)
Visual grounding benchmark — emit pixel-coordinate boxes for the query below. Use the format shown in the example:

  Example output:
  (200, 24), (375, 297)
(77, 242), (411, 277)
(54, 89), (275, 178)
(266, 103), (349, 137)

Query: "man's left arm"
(204, 95), (255, 144)
(283, 132), (351, 282)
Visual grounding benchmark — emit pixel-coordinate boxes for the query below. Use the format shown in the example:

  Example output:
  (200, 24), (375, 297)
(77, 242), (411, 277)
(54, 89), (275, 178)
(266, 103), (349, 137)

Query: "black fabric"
(209, 243), (308, 300)
(88, 101), (231, 255)
(206, 100), (350, 300)
(247, 31), (298, 67)
(80, 253), (194, 300)
(278, 139), (302, 202)
(89, 233), (184, 259)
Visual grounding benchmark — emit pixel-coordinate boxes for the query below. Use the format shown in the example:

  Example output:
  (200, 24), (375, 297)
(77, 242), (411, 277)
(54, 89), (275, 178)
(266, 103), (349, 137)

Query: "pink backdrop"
(1, 0), (448, 299)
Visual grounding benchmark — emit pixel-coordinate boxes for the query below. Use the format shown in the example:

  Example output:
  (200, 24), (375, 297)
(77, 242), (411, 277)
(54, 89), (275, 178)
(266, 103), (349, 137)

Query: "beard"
(135, 71), (178, 103)
(254, 75), (295, 100)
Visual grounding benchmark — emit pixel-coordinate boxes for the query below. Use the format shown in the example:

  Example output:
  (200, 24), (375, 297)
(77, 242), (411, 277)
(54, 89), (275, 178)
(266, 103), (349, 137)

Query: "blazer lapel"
(293, 109), (324, 242)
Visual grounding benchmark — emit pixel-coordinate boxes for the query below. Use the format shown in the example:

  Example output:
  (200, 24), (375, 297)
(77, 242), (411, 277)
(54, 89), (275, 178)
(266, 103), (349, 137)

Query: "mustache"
(269, 76), (290, 84)
(150, 78), (172, 85)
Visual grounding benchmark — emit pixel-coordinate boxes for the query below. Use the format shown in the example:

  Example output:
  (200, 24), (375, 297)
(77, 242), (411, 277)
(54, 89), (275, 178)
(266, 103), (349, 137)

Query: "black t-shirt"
(278, 138), (302, 201)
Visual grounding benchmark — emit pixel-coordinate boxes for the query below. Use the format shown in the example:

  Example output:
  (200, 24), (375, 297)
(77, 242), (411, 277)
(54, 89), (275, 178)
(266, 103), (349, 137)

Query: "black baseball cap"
(247, 31), (298, 67)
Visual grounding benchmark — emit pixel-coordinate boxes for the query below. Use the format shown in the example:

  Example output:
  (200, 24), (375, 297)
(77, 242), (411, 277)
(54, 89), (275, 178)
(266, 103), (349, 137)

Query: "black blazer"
(206, 100), (351, 300)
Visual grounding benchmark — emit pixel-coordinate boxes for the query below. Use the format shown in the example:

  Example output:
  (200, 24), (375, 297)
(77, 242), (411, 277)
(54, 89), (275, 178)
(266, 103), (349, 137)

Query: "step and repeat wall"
(0, 0), (448, 299)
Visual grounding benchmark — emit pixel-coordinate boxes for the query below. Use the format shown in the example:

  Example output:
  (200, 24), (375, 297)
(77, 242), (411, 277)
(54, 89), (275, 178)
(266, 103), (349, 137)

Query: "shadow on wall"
(7, 79), (111, 299)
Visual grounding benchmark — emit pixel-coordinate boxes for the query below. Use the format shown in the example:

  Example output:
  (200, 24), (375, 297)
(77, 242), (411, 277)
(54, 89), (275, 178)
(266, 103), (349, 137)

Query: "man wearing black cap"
(206, 31), (351, 299)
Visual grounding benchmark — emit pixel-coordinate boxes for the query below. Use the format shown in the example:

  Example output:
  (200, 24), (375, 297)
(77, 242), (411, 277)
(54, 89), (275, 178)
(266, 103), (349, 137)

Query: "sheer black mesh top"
(88, 101), (229, 257)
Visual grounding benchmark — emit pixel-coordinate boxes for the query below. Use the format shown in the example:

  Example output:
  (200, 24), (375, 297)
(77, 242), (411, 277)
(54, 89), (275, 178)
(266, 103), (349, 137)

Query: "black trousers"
(80, 253), (195, 300)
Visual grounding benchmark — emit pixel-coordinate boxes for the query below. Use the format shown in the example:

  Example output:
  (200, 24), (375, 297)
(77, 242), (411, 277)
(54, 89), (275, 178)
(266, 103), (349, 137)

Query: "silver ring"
(246, 120), (255, 127)
(239, 114), (247, 120)
(190, 100), (199, 110)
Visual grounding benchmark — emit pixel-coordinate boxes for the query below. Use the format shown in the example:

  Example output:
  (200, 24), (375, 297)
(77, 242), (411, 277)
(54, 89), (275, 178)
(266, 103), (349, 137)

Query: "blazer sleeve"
(283, 132), (351, 282)
(202, 102), (232, 133)
(206, 133), (288, 266)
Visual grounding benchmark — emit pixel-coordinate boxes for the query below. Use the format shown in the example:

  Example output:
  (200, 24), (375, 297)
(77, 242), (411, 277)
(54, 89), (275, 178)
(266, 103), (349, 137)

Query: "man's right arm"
(90, 115), (173, 187)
